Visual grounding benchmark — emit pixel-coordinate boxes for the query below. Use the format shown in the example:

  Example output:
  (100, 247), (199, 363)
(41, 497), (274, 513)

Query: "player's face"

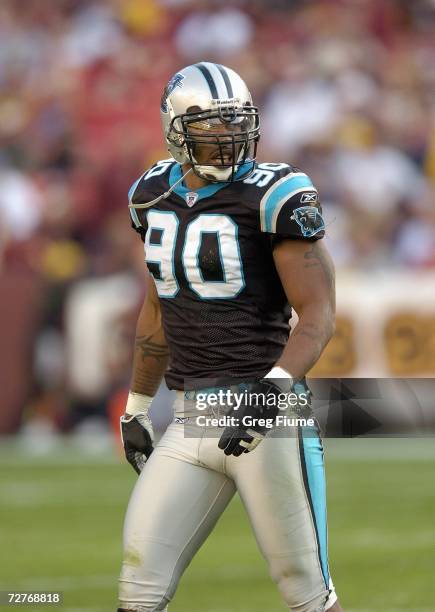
(187, 120), (244, 167)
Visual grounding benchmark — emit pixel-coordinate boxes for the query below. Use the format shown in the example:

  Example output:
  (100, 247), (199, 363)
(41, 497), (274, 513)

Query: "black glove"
(120, 412), (154, 474)
(218, 379), (283, 457)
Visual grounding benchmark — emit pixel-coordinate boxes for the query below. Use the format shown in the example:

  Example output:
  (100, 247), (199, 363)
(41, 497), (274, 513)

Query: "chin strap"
(128, 167), (193, 210)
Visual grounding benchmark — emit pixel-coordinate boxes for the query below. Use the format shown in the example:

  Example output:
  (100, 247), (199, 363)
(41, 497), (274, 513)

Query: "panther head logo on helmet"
(161, 73), (185, 113)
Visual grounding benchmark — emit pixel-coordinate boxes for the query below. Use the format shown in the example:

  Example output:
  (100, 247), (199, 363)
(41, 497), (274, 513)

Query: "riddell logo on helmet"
(214, 98), (241, 106)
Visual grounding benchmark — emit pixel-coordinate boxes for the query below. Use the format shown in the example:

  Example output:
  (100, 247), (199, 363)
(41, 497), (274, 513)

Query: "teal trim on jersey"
(128, 177), (141, 203)
(128, 175), (144, 227)
(169, 163), (224, 201)
(129, 207), (141, 228)
(264, 174), (314, 233)
(169, 162), (253, 203)
(302, 426), (329, 588)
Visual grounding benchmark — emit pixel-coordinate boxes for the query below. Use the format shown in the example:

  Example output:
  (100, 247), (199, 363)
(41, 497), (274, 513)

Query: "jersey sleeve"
(128, 172), (147, 241)
(127, 158), (175, 241)
(259, 170), (325, 240)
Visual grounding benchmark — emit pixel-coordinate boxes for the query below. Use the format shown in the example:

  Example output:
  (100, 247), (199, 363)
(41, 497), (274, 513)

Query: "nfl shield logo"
(186, 192), (198, 207)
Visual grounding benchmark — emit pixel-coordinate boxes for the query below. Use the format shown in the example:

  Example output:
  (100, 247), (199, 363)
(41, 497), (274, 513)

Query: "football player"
(118, 62), (341, 612)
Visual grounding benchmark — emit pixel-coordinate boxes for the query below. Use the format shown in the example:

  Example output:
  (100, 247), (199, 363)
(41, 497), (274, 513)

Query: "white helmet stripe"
(194, 63), (219, 98)
(203, 62), (233, 99)
(216, 64), (234, 98)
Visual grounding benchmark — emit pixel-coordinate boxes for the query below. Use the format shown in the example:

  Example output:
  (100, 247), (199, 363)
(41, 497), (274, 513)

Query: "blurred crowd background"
(1, 0), (434, 436)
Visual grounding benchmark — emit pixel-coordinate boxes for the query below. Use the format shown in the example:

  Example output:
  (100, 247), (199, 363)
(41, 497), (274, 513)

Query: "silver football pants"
(118, 392), (337, 611)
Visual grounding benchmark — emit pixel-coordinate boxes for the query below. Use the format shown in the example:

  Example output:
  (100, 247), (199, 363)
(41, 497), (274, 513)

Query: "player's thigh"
(119, 425), (236, 608)
(228, 425), (331, 610)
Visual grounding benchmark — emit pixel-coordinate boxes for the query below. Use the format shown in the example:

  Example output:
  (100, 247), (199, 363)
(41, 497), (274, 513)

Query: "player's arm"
(131, 273), (169, 396)
(121, 273), (169, 474)
(273, 239), (336, 380)
(218, 239), (335, 458)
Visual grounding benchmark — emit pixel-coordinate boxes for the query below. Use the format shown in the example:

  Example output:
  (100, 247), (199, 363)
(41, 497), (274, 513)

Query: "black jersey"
(128, 159), (325, 390)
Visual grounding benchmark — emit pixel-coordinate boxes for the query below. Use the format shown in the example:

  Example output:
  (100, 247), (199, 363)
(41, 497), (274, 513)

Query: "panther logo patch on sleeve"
(291, 206), (325, 237)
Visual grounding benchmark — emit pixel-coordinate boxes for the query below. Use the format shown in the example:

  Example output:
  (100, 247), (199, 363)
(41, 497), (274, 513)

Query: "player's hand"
(120, 392), (154, 474)
(218, 378), (284, 457)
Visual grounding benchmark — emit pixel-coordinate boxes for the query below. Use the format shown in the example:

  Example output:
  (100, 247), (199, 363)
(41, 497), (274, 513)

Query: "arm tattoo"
(303, 243), (335, 289)
(135, 334), (169, 363)
(133, 368), (164, 391)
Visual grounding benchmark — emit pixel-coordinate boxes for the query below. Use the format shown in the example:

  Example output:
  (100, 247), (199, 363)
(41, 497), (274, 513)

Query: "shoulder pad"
(128, 158), (175, 229)
(258, 167), (325, 239)
(242, 162), (292, 191)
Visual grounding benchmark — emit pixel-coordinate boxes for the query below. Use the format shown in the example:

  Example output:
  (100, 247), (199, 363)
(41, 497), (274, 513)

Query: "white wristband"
(125, 391), (153, 416)
(264, 366), (294, 391)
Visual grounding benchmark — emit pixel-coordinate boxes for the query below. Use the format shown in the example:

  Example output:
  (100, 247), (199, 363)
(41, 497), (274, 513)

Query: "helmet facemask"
(168, 103), (259, 182)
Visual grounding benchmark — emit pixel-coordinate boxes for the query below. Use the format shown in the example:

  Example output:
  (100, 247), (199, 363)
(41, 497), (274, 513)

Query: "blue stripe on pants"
(299, 424), (329, 588)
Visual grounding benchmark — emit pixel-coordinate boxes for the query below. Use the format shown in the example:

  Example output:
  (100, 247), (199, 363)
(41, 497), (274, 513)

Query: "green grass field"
(0, 438), (434, 612)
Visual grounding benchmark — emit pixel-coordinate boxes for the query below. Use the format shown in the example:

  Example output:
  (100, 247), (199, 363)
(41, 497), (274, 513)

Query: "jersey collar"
(169, 162), (253, 203)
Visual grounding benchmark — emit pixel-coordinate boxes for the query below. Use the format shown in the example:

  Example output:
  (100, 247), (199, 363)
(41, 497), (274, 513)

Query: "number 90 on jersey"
(144, 211), (245, 300)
